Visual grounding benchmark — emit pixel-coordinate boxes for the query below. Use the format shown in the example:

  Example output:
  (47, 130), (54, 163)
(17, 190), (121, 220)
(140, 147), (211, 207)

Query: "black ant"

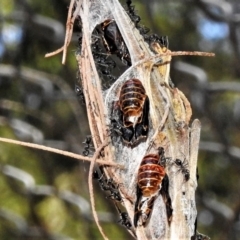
(75, 66), (85, 104)
(82, 135), (94, 156)
(125, 0), (169, 51)
(93, 170), (122, 202)
(148, 34), (169, 49)
(118, 211), (132, 229)
(93, 52), (117, 89)
(194, 232), (210, 240)
(191, 219), (210, 240)
(112, 201), (134, 232)
(106, 178), (122, 202)
(175, 158), (190, 182)
(126, 0), (150, 40)
(91, 35), (118, 89)
(75, 84), (85, 104)
(196, 167), (199, 181)
(126, 0), (141, 27)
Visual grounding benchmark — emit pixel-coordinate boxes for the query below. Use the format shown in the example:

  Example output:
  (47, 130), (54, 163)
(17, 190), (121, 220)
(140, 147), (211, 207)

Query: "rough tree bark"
(73, 0), (203, 239)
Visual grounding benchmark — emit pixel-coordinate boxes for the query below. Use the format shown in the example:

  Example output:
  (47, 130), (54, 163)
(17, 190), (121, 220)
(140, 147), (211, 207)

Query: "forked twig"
(88, 139), (110, 240)
(0, 137), (122, 168)
(44, 0), (81, 64)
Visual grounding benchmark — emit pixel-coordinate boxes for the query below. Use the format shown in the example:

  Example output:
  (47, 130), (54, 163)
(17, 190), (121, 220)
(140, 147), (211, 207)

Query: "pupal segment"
(134, 147), (172, 227)
(112, 78), (149, 145)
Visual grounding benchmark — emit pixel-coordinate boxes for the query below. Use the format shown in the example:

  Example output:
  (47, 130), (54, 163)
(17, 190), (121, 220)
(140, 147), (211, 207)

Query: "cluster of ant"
(77, 0), (201, 238)
(75, 0), (170, 101)
(90, 142), (190, 231)
(81, 135), (133, 230)
(93, 166), (133, 230)
(91, 34), (118, 90)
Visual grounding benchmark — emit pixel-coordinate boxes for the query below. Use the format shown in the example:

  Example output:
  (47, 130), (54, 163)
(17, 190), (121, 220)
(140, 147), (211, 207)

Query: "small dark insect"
(114, 201), (134, 231)
(93, 171), (134, 234)
(194, 233), (210, 240)
(149, 34), (169, 50)
(75, 84), (85, 104)
(106, 178), (122, 202)
(92, 40), (116, 70)
(196, 167), (199, 181)
(112, 78), (149, 145)
(91, 36), (117, 89)
(190, 218), (210, 240)
(126, 0), (141, 27)
(93, 171), (110, 191)
(75, 68), (85, 104)
(101, 19), (131, 66)
(126, 0), (169, 50)
(82, 136), (94, 156)
(175, 158), (190, 182)
(95, 54), (117, 89)
(149, 36), (169, 58)
(93, 170), (122, 202)
(118, 211), (132, 229)
(125, 0), (151, 41)
(134, 147), (172, 227)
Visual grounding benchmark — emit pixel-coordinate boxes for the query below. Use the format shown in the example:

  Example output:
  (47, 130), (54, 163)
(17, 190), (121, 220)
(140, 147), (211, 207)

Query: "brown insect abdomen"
(134, 148), (172, 227)
(137, 154), (166, 197)
(119, 79), (147, 127)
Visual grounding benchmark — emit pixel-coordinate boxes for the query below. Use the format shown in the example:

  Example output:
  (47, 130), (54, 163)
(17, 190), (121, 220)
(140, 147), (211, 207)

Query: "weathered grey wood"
(74, 0), (200, 239)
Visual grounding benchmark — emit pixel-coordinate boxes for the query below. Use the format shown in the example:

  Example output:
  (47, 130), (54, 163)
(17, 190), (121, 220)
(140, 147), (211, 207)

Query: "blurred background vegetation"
(0, 0), (239, 239)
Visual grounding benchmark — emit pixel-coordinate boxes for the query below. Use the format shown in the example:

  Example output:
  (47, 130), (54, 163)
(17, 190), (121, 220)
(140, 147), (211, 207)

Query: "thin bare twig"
(0, 137), (122, 168)
(134, 51), (215, 69)
(44, 0), (81, 64)
(88, 139), (110, 240)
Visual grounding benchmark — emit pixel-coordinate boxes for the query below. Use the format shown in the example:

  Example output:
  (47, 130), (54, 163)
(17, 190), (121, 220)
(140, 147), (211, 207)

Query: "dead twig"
(88, 139), (110, 240)
(134, 51), (215, 69)
(0, 137), (122, 168)
(44, 0), (81, 64)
